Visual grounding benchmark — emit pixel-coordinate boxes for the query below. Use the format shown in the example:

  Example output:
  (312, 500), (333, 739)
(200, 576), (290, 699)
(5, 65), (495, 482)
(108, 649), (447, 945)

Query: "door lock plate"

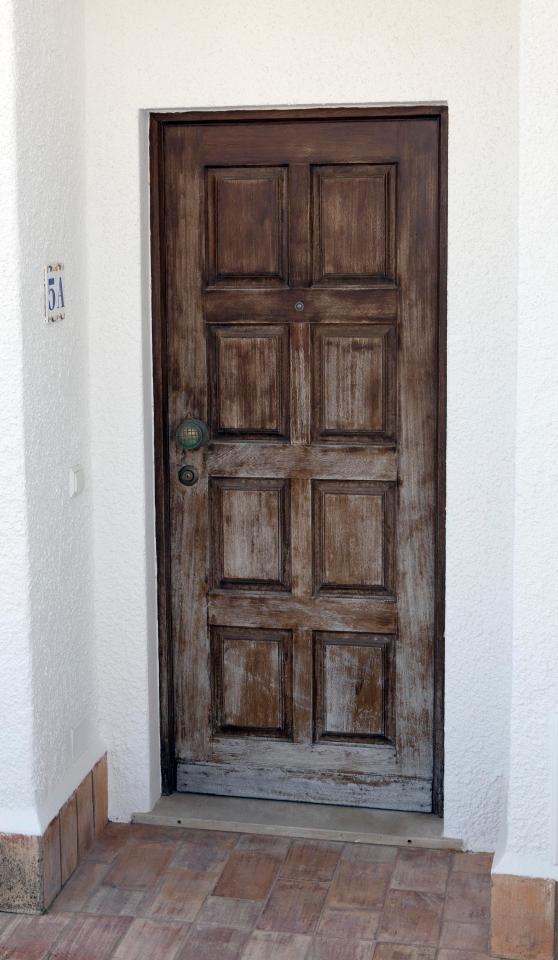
(178, 465), (198, 486)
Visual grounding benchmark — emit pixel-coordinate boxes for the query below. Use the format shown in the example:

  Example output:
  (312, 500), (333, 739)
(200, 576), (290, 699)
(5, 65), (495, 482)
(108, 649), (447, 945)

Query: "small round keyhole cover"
(178, 465), (198, 486)
(175, 417), (209, 450)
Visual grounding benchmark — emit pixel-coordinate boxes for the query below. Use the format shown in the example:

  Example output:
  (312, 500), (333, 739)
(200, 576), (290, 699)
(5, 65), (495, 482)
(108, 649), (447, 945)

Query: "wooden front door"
(151, 107), (446, 813)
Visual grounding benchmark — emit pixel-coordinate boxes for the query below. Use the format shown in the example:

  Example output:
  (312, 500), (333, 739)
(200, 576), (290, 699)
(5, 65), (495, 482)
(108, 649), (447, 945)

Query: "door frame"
(149, 104), (448, 814)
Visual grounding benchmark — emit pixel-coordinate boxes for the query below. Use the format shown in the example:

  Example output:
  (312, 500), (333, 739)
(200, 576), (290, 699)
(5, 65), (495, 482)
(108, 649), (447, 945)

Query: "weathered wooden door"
(152, 107), (445, 813)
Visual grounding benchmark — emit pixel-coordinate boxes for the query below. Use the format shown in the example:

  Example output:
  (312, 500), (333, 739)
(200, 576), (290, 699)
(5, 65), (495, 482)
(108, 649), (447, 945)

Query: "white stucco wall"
(0, 0), (101, 835)
(84, 0), (519, 850)
(9, 0), (558, 876)
(493, 0), (558, 882)
(0, 0), (36, 834)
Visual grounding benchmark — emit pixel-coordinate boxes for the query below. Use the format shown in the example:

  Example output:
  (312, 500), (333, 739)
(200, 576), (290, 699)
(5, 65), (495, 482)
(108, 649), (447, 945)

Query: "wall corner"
(0, 752), (108, 914)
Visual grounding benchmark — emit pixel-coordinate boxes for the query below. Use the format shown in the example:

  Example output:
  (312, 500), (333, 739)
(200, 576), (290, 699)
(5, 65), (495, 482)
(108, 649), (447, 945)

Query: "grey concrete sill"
(133, 793), (462, 850)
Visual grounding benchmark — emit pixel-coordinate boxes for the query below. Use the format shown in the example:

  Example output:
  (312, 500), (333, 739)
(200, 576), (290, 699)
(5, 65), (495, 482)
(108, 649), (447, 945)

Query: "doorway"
(150, 105), (447, 815)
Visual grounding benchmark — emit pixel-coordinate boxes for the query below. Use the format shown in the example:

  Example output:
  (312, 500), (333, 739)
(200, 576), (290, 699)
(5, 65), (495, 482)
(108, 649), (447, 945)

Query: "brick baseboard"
(491, 873), (556, 960)
(0, 753), (108, 913)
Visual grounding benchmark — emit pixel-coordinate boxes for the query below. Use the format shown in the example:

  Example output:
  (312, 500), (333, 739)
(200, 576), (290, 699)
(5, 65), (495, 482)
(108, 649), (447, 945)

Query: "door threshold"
(132, 793), (462, 850)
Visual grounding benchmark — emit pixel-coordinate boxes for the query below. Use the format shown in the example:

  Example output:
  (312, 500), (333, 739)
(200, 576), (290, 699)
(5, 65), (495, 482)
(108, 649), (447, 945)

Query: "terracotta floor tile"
(444, 873), (491, 924)
(177, 924), (248, 960)
(451, 853), (493, 875)
(257, 879), (329, 934)
(142, 866), (217, 921)
(242, 930), (313, 959)
(213, 850), (282, 900)
(81, 884), (147, 917)
(104, 840), (173, 890)
(390, 849), (451, 895)
(439, 919), (489, 950)
(195, 895), (263, 929)
(280, 841), (341, 882)
(50, 862), (110, 913)
(318, 907), (379, 941)
(49, 914), (131, 959)
(85, 823), (132, 864)
(112, 918), (190, 960)
(0, 915), (69, 960)
(129, 824), (186, 844)
(491, 873), (555, 960)
(328, 861), (392, 911)
(372, 946), (437, 960)
(341, 844), (397, 864)
(310, 937), (375, 959)
(437, 952), (491, 960)
(25, 829), (499, 960)
(171, 831), (236, 873)
(173, 828), (238, 848)
(378, 890), (444, 945)
(236, 834), (291, 857)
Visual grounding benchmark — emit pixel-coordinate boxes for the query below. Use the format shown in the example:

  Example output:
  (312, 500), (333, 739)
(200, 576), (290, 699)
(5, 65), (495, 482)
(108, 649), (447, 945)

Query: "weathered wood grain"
(312, 164), (396, 285)
(312, 325), (397, 444)
(192, 735), (397, 774)
(203, 287), (398, 322)
(206, 166), (288, 287)
(207, 595), (397, 633)
(155, 112), (444, 811)
(177, 763), (431, 811)
(211, 626), (293, 739)
(208, 324), (290, 440)
(208, 445), (397, 481)
(165, 127), (211, 762)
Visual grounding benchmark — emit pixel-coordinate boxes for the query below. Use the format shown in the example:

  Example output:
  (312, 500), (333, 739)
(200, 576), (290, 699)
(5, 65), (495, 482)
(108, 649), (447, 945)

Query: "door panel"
(211, 626), (293, 739)
(311, 163), (397, 285)
(156, 111), (444, 812)
(207, 166), (288, 287)
(209, 477), (291, 593)
(208, 324), (290, 440)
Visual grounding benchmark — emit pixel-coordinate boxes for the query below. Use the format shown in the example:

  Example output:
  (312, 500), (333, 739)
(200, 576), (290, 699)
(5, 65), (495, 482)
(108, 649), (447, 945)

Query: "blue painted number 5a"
(44, 263), (65, 323)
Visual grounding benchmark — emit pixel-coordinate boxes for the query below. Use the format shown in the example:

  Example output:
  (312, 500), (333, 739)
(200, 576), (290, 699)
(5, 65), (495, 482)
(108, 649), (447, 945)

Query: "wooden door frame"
(149, 104), (448, 815)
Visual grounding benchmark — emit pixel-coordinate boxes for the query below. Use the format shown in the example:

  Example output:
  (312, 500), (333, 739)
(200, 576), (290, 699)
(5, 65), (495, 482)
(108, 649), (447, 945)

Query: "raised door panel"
(208, 325), (290, 440)
(312, 480), (396, 596)
(211, 627), (293, 738)
(312, 324), (396, 443)
(210, 477), (291, 592)
(206, 167), (288, 286)
(312, 164), (396, 285)
(314, 632), (395, 744)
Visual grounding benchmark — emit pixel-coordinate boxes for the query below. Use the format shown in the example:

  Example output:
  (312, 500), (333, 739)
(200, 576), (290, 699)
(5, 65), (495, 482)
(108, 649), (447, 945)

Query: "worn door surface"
(153, 108), (444, 812)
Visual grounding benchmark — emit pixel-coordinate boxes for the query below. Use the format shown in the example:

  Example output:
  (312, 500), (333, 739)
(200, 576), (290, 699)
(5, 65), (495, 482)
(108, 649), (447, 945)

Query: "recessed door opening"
(150, 105), (447, 819)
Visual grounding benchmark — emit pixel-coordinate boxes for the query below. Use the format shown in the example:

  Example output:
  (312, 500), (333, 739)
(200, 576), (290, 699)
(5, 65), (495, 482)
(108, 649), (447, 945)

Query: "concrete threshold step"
(133, 793), (463, 850)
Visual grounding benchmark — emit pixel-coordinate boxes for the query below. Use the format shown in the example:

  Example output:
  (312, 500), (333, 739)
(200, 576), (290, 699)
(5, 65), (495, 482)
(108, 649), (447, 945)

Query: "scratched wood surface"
(159, 113), (442, 809)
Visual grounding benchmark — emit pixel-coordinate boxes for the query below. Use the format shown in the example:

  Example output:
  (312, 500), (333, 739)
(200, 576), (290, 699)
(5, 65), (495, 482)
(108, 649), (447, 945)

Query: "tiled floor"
(0, 823), (493, 959)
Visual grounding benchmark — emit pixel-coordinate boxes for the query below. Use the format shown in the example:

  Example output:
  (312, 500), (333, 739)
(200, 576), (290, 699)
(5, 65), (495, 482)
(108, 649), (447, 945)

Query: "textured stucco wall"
(0, 0), (36, 833)
(0, 0), (101, 834)
(5, 0), (558, 876)
(493, 0), (558, 882)
(84, 0), (519, 848)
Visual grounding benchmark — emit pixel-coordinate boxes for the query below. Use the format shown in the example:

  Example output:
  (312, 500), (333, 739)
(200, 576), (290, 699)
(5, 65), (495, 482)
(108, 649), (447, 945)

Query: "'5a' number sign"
(44, 263), (65, 323)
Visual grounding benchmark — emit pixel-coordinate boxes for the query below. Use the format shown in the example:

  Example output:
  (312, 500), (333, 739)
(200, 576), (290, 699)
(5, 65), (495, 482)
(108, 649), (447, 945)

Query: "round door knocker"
(175, 417), (209, 451)
(178, 465), (198, 487)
